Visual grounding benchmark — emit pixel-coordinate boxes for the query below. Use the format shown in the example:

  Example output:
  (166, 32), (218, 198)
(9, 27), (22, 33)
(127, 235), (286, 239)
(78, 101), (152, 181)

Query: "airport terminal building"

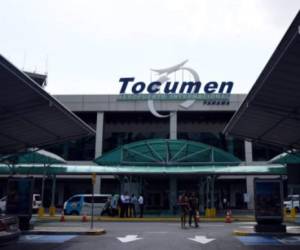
(30, 93), (283, 212)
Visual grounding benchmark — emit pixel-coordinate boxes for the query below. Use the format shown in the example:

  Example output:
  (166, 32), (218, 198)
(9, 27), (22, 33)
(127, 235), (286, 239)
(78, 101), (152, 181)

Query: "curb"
(233, 230), (300, 237)
(23, 228), (106, 236)
(34, 216), (257, 223)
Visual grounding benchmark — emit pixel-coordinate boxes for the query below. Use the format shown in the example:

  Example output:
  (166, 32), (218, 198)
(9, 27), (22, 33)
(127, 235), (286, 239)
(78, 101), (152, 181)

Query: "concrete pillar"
(95, 112), (104, 158)
(244, 140), (253, 163)
(246, 176), (255, 209)
(169, 111), (177, 139)
(169, 176), (177, 212)
(93, 176), (101, 194)
(244, 140), (254, 209)
(94, 112), (104, 194)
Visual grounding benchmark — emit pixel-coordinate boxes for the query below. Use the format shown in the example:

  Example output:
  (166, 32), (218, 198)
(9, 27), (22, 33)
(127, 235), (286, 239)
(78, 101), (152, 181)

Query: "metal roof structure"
(269, 151), (300, 164)
(0, 164), (286, 175)
(0, 54), (95, 154)
(94, 139), (241, 166)
(3, 148), (66, 165)
(224, 11), (300, 149)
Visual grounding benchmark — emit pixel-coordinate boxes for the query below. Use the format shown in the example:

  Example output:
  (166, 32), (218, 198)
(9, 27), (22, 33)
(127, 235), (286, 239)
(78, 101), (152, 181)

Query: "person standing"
(188, 192), (199, 228)
(138, 194), (144, 218)
(130, 194), (137, 217)
(178, 192), (189, 229)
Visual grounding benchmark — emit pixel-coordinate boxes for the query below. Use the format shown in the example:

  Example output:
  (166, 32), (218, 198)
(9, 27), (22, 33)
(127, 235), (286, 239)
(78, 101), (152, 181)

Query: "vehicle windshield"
(34, 195), (41, 201)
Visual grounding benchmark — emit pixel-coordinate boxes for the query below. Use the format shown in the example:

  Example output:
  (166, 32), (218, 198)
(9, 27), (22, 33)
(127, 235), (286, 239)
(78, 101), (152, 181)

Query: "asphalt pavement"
(2, 221), (300, 250)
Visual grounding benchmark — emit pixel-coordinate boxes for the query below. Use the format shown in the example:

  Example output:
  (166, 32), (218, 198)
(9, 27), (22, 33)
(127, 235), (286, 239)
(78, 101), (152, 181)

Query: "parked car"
(0, 194), (42, 214)
(284, 194), (300, 212)
(0, 215), (20, 245)
(63, 194), (112, 215)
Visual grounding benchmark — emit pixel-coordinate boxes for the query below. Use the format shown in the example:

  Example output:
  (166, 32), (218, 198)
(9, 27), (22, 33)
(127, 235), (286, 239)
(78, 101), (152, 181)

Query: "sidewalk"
(33, 214), (297, 223)
(24, 226), (105, 235)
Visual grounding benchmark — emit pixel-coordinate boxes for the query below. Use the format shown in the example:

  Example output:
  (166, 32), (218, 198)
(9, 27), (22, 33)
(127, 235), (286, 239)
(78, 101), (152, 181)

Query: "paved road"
(2, 222), (300, 250)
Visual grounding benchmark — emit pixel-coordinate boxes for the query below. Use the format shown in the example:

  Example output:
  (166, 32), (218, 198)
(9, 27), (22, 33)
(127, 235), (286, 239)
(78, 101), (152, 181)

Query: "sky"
(1, 0), (300, 94)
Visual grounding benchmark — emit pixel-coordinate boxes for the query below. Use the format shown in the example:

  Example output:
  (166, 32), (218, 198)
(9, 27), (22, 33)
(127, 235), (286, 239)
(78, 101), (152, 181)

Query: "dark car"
(0, 215), (20, 245)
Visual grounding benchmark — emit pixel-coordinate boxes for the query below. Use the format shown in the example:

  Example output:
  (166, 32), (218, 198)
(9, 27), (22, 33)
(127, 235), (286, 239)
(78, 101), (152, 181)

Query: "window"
(69, 196), (81, 203)
(84, 196), (108, 203)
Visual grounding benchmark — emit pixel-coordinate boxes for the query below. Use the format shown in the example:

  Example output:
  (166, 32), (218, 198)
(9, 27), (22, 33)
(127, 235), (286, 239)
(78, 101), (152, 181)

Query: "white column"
(244, 140), (253, 163)
(169, 111), (177, 139)
(94, 112), (104, 194)
(244, 140), (254, 209)
(93, 176), (101, 194)
(95, 112), (104, 158)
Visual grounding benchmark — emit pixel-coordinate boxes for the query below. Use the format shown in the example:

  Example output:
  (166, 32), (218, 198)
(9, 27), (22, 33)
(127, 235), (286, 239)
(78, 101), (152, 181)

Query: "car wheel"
(71, 211), (79, 216)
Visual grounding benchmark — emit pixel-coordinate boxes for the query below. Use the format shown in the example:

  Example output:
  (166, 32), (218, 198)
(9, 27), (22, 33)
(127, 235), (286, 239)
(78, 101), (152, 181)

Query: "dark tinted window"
(84, 196), (108, 203)
(69, 196), (81, 202)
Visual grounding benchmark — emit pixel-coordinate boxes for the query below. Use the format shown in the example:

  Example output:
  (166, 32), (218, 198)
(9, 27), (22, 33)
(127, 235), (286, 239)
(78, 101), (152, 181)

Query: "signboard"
(117, 60), (234, 118)
(254, 178), (283, 223)
(6, 177), (34, 217)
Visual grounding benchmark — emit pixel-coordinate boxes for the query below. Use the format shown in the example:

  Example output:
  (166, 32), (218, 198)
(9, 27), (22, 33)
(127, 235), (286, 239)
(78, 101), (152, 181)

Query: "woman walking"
(178, 192), (190, 229)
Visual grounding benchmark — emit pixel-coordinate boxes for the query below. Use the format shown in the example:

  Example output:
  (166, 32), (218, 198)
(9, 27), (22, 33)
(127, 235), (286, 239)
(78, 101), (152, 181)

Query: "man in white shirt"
(138, 194), (144, 218)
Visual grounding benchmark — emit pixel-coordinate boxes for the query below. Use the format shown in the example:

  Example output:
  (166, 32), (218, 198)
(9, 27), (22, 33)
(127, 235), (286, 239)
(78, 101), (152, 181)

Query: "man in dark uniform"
(188, 192), (199, 228)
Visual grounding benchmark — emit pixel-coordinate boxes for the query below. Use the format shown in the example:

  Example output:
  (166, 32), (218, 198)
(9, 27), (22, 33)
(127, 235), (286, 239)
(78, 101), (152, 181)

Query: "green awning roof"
(269, 151), (300, 164)
(95, 139), (241, 166)
(0, 164), (286, 175)
(1, 148), (66, 165)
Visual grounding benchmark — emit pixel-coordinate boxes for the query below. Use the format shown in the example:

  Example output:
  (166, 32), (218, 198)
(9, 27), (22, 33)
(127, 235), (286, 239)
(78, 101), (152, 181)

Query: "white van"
(0, 194), (42, 213)
(284, 194), (300, 212)
(63, 194), (111, 215)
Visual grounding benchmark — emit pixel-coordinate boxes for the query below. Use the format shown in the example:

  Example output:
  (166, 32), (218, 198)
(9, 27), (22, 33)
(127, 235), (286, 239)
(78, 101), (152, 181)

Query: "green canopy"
(0, 164), (286, 175)
(95, 139), (241, 166)
(269, 151), (300, 164)
(3, 148), (66, 165)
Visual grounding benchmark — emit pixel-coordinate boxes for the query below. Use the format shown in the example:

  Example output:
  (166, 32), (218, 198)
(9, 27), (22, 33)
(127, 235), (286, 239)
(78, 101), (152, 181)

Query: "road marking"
(144, 231), (168, 234)
(276, 236), (300, 245)
(117, 235), (142, 243)
(188, 235), (215, 244)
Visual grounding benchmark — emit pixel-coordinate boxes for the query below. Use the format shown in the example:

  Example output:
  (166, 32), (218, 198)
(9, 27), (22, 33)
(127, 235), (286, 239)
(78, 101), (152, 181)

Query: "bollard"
(49, 206), (56, 216)
(291, 208), (296, 219)
(38, 207), (45, 217)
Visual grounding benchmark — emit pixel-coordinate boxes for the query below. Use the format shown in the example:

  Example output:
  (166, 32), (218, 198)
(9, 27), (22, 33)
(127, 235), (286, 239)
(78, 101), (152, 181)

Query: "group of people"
(178, 192), (199, 229)
(100, 192), (144, 218)
(120, 192), (144, 218)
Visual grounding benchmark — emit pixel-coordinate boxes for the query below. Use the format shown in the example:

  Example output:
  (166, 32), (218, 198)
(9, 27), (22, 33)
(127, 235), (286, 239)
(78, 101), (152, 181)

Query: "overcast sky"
(1, 0), (300, 94)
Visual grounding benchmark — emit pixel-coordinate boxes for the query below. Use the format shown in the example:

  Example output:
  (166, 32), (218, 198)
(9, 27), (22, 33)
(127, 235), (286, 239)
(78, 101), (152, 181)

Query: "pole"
(211, 176), (214, 209)
(49, 175), (56, 216)
(91, 173), (96, 229)
(91, 188), (94, 229)
(41, 164), (46, 207)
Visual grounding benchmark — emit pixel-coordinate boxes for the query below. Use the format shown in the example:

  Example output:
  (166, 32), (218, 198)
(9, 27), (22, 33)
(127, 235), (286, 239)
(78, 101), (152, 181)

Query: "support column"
(93, 176), (101, 194)
(244, 140), (253, 163)
(244, 140), (254, 209)
(169, 111), (177, 139)
(169, 176), (177, 214)
(95, 112), (104, 158)
(94, 112), (104, 194)
(246, 176), (255, 209)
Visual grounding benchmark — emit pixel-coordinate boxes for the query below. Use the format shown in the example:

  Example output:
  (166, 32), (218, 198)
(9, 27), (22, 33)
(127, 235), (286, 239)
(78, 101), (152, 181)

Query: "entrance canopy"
(95, 139), (241, 166)
(269, 151), (300, 164)
(0, 54), (95, 154)
(224, 12), (300, 149)
(0, 164), (286, 175)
